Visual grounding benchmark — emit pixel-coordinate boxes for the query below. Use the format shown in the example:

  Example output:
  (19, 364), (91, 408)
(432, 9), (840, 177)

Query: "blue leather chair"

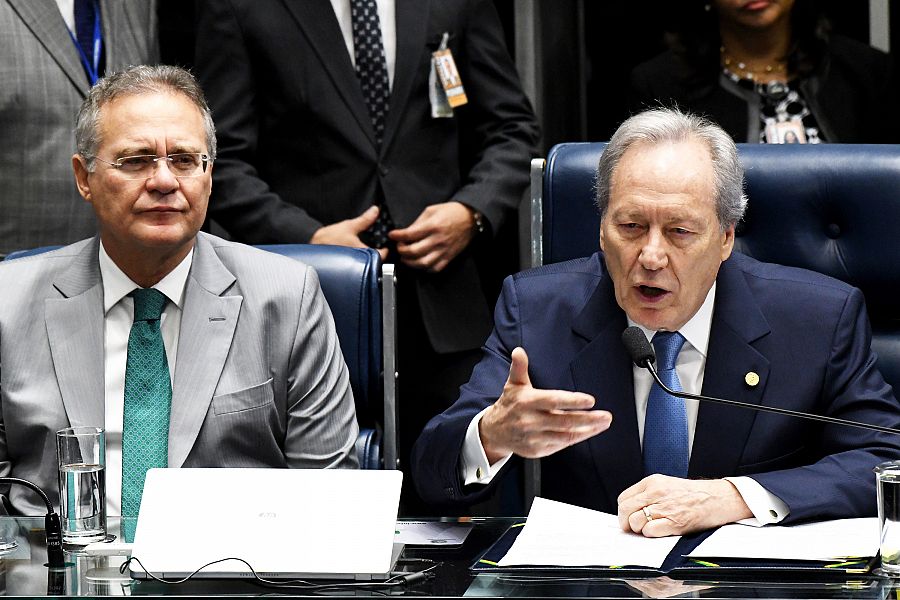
(531, 142), (900, 393)
(5, 243), (398, 470)
(256, 245), (397, 470)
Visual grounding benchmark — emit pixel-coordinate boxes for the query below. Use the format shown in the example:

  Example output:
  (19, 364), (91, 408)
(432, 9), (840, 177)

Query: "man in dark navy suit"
(193, 2), (539, 505)
(412, 107), (900, 536)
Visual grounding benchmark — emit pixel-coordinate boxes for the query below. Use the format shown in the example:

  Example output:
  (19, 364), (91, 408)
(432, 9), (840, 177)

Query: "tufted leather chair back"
(534, 142), (900, 393)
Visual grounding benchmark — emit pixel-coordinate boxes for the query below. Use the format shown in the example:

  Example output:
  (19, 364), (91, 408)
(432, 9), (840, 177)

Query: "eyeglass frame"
(88, 152), (213, 180)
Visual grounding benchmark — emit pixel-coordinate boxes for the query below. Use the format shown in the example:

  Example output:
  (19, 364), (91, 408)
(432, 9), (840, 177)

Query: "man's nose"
(145, 159), (179, 192)
(638, 231), (668, 270)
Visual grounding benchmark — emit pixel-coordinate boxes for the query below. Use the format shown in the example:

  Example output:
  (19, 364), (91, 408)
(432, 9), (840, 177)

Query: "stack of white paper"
(688, 518), (879, 561)
(498, 497), (680, 568)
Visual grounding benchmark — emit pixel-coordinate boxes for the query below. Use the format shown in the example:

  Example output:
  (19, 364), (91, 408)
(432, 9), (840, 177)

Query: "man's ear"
(72, 154), (92, 203)
(720, 224), (736, 261)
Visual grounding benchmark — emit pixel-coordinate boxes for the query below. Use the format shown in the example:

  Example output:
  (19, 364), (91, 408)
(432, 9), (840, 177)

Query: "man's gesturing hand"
(479, 347), (613, 464)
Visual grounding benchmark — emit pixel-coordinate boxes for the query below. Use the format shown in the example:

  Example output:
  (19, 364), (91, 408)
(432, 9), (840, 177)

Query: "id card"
(429, 32), (467, 118)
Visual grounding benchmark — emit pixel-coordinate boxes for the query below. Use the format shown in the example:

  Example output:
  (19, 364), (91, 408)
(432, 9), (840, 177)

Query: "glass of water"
(56, 427), (107, 545)
(0, 517), (19, 553)
(875, 460), (900, 576)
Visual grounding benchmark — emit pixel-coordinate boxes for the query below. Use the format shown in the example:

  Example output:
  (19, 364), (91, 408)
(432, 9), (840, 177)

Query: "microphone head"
(621, 326), (655, 368)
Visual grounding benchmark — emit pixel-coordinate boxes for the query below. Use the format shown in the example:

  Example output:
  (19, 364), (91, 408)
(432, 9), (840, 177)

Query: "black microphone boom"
(620, 326), (900, 436)
(0, 477), (65, 568)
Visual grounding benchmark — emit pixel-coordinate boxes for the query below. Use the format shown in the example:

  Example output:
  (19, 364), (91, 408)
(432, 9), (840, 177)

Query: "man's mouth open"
(638, 285), (669, 299)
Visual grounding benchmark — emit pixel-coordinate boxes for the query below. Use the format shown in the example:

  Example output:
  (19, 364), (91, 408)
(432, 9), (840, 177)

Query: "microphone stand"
(0, 477), (65, 569)
(642, 361), (900, 436)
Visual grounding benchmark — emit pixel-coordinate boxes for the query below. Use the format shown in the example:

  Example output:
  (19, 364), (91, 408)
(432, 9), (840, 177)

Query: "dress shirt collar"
(629, 282), (716, 357)
(98, 242), (193, 314)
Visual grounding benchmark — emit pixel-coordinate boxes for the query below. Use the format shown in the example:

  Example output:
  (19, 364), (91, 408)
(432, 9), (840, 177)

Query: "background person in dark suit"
(629, 0), (900, 144)
(193, 0), (540, 507)
(0, 0), (158, 257)
(412, 108), (900, 534)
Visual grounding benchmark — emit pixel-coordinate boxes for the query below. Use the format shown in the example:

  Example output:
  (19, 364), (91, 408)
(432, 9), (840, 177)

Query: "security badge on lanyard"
(429, 32), (468, 118)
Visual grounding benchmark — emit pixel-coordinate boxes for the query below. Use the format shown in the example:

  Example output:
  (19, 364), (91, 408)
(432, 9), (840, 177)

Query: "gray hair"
(75, 65), (217, 170)
(595, 108), (747, 230)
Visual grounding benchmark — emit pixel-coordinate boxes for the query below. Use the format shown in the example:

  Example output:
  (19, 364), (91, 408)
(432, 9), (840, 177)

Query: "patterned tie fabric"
(350, 0), (390, 145)
(350, 0), (395, 247)
(642, 331), (689, 478)
(121, 289), (171, 542)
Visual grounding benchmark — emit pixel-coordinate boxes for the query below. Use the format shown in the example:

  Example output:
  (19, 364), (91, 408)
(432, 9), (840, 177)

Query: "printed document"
(689, 517), (879, 561)
(498, 497), (680, 568)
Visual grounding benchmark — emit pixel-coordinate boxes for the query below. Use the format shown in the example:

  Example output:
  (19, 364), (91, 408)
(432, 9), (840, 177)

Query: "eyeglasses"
(91, 153), (212, 180)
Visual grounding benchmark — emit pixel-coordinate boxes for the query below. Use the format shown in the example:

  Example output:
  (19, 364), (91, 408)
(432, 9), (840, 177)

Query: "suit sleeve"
(449, 0), (540, 235)
(194, 0), (323, 243)
(284, 266), (359, 468)
(411, 273), (522, 505)
(750, 287), (900, 522)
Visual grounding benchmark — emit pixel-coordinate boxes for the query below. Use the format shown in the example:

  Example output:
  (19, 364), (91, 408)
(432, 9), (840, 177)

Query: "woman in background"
(630, 0), (899, 143)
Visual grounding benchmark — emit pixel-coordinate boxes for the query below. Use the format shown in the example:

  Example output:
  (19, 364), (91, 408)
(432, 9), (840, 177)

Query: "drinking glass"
(56, 427), (107, 545)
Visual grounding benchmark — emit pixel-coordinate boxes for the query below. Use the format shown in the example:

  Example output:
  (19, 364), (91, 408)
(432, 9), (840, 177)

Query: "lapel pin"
(745, 371), (760, 387)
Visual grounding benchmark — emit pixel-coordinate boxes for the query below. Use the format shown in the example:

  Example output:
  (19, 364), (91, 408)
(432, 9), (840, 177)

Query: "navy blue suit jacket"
(412, 252), (900, 521)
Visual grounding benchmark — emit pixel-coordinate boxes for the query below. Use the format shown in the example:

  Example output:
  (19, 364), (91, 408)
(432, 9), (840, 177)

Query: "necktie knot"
(652, 331), (685, 372)
(130, 288), (167, 322)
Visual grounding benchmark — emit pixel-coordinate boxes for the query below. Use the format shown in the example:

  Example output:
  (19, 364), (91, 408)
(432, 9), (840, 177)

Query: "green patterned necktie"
(121, 288), (171, 541)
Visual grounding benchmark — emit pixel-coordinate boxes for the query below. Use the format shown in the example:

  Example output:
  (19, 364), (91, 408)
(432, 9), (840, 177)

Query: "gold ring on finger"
(642, 506), (654, 521)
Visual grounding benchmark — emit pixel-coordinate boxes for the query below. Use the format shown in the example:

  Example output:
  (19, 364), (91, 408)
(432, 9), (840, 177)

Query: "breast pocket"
(212, 378), (274, 416)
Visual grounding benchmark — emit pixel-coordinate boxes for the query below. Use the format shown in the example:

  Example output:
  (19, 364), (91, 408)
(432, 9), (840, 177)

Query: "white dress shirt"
(99, 243), (193, 516)
(54, 0), (76, 33)
(328, 0), (397, 89)
(460, 282), (790, 525)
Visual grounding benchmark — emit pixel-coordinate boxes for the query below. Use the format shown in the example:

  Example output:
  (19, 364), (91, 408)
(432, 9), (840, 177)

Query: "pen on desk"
(690, 559), (720, 568)
(824, 559), (867, 568)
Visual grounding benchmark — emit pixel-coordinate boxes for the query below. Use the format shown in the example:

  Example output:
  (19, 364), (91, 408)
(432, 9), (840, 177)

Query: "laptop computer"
(129, 468), (403, 581)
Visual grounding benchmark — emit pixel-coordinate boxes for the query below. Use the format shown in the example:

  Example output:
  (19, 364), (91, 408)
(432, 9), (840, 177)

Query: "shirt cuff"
(725, 476), (790, 526)
(459, 407), (513, 486)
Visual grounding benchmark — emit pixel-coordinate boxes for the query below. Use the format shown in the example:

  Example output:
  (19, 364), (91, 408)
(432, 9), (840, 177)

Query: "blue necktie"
(642, 331), (689, 478)
(121, 289), (171, 542)
(73, 0), (96, 63)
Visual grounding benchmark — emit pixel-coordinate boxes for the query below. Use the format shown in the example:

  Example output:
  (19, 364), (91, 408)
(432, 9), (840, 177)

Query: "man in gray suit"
(0, 65), (359, 520)
(0, 0), (158, 257)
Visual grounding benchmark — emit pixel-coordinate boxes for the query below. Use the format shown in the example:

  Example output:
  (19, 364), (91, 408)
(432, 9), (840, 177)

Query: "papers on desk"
(688, 517), (879, 561)
(394, 520), (473, 546)
(497, 497), (680, 568)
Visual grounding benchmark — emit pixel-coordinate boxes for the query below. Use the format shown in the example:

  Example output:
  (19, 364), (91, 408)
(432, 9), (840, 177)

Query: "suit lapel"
(8, 0), (90, 96)
(281, 0), (376, 147)
(46, 239), (105, 428)
(690, 258), (772, 478)
(99, 0), (130, 70)
(569, 272), (644, 507)
(168, 235), (242, 468)
(381, 0), (429, 154)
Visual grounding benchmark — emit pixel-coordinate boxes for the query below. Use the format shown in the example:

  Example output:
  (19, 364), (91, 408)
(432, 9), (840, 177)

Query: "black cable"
(120, 555), (438, 592)
(0, 477), (64, 568)
(0, 477), (54, 513)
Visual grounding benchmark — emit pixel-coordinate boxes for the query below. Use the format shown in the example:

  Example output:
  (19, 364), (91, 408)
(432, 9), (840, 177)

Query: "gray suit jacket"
(0, 0), (158, 255)
(0, 233), (359, 515)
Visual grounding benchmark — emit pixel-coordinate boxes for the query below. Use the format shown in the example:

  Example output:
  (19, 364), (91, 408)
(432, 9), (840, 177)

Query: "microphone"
(0, 477), (65, 569)
(621, 326), (900, 436)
